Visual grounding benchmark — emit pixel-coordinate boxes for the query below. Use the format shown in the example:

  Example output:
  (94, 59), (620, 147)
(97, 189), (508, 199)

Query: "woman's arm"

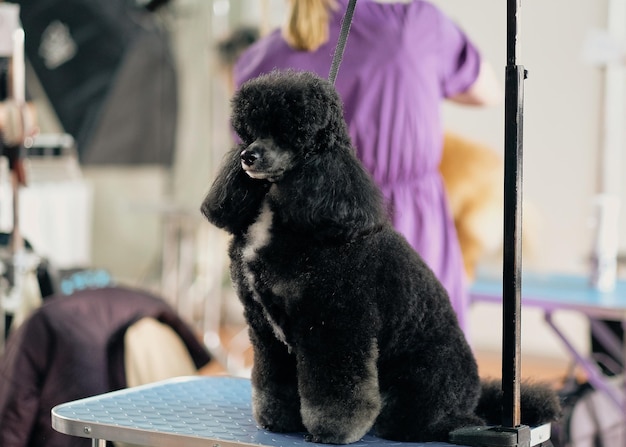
(448, 60), (502, 106)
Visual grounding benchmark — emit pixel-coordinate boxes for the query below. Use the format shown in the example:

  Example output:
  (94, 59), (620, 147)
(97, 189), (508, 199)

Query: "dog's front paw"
(256, 412), (305, 433)
(304, 433), (326, 443)
(253, 387), (304, 433)
(303, 428), (363, 445)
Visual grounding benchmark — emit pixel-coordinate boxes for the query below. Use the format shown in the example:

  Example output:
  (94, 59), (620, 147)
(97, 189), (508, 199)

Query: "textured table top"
(52, 376), (466, 447)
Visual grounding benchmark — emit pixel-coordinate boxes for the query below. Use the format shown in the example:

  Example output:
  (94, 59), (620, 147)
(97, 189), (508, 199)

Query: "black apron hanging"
(10, 0), (177, 166)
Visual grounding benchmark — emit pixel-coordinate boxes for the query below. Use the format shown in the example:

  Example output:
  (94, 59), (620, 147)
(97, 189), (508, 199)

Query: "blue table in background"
(471, 273), (626, 317)
(470, 273), (626, 411)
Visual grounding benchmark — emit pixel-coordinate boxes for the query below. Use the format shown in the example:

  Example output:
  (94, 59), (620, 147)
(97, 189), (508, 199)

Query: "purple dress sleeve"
(435, 8), (482, 98)
(234, 0), (482, 329)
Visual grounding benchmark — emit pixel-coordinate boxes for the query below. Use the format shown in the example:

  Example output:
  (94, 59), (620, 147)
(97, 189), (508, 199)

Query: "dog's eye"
(238, 130), (255, 146)
(232, 120), (255, 144)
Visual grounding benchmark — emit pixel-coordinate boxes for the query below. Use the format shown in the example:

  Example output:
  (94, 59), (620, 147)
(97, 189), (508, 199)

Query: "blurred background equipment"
(8, 0), (177, 165)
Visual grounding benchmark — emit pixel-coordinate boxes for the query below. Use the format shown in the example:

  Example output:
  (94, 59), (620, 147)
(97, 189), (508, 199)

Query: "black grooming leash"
(328, 0), (358, 85)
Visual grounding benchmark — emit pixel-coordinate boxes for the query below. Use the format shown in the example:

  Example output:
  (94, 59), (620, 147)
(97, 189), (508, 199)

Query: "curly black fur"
(201, 70), (560, 444)
(477, 379), (563, 428)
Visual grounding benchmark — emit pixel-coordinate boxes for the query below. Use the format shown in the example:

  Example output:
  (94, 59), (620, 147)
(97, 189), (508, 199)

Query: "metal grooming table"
(52, 376), (478, 447)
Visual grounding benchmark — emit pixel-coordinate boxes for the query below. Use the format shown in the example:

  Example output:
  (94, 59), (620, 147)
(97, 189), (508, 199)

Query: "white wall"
(431, 0), (624, 359)
(434, 0), (615, 273)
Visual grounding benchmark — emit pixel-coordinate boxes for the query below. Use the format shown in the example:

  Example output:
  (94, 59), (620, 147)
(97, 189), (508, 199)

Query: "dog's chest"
(240, 200), (291, 346)
(242, 201), (273, 262)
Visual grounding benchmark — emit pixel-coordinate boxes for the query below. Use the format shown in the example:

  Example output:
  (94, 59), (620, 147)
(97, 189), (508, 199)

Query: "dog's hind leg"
(375, 406), (484, 442)
(374, 362), (482, 443)
(418, 414), (485, 442)
(297, 338), (382, 444)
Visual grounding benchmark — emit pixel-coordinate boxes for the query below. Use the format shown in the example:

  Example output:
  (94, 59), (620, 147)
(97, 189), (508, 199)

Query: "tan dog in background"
(440, 132), (531, 282)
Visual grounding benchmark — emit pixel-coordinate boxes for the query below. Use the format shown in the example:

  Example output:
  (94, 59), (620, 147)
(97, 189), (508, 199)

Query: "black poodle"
(201, 70), (559, 444)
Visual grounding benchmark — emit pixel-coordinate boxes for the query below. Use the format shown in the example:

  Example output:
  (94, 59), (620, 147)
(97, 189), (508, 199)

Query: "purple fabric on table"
(235, 0), (481, 325)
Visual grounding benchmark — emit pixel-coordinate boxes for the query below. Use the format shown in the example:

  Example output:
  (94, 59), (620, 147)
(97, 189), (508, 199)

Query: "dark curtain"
(8, 0), (177, 165)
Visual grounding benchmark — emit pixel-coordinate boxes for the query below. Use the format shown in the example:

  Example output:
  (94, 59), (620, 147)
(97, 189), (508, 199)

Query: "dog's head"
(232, 70), (351, 182)
(203, 70), (387, 239)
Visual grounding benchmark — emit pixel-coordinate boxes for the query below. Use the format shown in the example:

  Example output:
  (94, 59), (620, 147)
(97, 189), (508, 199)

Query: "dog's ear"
(310, 94), (350, 155)
(201, 145), (269, 234)
(272, 146), (387, 240)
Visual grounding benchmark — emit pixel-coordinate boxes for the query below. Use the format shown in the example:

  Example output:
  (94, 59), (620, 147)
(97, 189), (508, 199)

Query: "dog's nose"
(240, 149), (259, 166)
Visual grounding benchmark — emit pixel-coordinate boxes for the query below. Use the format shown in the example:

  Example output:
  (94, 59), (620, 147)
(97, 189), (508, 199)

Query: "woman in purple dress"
(234, 0), (500, 330)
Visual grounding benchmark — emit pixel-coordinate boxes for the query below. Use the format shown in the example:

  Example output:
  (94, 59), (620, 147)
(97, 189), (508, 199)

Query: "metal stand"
(0, 4), (29, 353)
(450, 0), (543, 445)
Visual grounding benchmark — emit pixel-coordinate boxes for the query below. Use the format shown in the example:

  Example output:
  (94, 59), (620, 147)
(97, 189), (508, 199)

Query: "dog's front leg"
(297, 336), (381, 444)
(245, 305), (304, 433)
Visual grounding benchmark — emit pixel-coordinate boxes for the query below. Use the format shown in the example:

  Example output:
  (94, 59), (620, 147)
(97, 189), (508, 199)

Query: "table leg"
(544, 312), (623, 411)
(622, 318), (626, 442)
(589, 318), (624, 369)
(92, 439), (106, 447)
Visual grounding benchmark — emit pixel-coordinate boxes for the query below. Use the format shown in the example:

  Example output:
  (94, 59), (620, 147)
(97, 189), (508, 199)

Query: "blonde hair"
(283, 0), (338, 51)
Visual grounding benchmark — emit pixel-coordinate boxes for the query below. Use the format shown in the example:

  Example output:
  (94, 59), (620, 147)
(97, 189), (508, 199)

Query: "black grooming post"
(450, 0), (533, 445)
(501, 0), (526, 431)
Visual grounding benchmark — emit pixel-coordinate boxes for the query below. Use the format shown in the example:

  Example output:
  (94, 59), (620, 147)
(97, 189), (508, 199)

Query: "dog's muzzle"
(240, 138), (292, 181)
(240, 144), (265, 179)
(241, 139), (266, 169)
(240, 140), (273, 180)
(241, 147), (260, 167)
